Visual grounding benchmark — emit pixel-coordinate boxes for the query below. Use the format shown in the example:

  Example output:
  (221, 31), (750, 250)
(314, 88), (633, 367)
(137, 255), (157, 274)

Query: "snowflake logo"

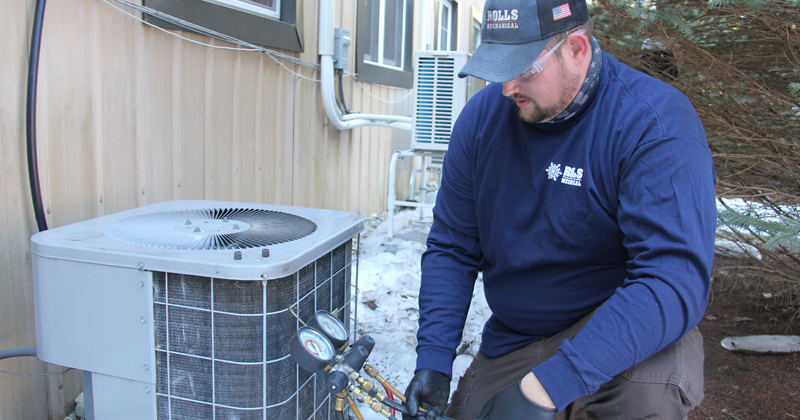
(546, 163), (562, 181)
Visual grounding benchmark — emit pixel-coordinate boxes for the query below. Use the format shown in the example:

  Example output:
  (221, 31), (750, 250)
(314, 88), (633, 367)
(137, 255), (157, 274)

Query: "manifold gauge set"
(289, 310), (453, 420)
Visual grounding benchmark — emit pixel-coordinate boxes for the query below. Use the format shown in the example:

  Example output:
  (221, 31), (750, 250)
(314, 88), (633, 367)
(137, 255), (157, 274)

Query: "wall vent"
(31, 200), (364, 420)
(412, 51), (470, 152)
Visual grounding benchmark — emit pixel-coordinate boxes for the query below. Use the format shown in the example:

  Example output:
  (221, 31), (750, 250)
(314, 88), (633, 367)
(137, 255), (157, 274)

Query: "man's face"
(501, 47), (583, 124)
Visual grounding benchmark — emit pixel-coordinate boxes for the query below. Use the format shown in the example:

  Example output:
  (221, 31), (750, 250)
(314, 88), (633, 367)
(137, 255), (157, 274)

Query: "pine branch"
(718, 199), (800, 252)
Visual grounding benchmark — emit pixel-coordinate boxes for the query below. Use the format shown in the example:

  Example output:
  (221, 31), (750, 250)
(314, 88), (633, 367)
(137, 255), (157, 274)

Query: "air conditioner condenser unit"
(31, 200), (364, 420)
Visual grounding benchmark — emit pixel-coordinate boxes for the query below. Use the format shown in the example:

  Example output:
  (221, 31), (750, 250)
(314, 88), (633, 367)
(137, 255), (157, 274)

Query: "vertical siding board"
(291, 66), (303, 207)
(256, 54), (294, 207)
(179, 34), (207, 200)
(231, 52), (243, 202)
(293, 0), (317, 208)
(232, 52), (259, 203)
(348, 81), (364, 214)
(279, 59), (296, 207)
(98, 1), (139, 215)
(253, 55), (265, 204)
(43, 0), (99, 227)
(324, 117), (340, 210)
(203, 44), (216, 199)
(142, 25), (176, 205)
(351, 89), (366, 215)
(292, 66), (318, 208)
(172, 36), (184, 199)
(134, 2), (147, 208)
(90, 2), (104, 217)
(257, 55), (276, 205)
(208, 44), (236, 201)
(358, 88), (373, 215)
(0, 0), (50, 415)
(207, 43), (238, 202)
(375, 87), (389, 213)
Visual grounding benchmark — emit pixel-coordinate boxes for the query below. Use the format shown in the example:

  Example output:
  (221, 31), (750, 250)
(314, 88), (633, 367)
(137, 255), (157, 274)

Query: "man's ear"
(563, 33), (592, 68)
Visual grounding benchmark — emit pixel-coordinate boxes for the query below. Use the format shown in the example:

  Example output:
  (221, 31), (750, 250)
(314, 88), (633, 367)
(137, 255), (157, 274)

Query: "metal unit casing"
(32, 200), (363, 419)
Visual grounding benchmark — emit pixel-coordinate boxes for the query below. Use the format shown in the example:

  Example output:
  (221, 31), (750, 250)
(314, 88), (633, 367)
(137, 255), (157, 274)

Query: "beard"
(514, 59), (583, 124)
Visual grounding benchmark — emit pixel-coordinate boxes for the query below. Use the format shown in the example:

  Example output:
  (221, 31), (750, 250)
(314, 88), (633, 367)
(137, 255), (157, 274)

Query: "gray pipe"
(0, 348), (37, 360)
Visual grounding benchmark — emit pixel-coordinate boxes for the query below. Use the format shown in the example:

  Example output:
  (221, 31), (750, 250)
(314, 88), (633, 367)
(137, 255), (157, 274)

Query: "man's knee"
(573, 329), (704, 419)
(446, 329), (704, 419)
(575, 380), (695, 419)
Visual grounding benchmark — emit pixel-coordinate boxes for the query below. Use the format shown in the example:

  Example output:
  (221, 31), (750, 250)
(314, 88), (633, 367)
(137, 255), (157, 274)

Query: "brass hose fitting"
(364, 364), (406, 403)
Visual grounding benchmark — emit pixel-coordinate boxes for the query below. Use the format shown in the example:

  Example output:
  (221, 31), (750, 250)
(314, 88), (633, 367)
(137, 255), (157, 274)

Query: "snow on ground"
(352, 208), (490, 419)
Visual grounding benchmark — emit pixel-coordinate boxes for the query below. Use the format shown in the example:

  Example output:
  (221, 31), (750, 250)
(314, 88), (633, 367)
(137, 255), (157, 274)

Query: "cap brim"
(458, 38), (551, 83)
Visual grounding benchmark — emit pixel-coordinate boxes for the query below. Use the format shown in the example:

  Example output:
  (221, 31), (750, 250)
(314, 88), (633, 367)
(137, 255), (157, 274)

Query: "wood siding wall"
(0, 0), (484, 418)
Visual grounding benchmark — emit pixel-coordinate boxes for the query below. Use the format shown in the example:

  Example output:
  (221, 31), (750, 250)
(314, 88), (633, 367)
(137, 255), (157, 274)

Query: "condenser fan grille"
(103, 208), (317, 250)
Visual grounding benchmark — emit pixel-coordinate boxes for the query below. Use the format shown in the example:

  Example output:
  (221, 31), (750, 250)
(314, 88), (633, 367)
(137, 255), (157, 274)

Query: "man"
(403, 0), (716, 419)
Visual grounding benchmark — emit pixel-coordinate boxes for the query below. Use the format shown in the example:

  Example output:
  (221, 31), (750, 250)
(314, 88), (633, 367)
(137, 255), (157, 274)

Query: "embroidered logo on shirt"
(546, 163), (562, 181)
(546, 162), (584, 187)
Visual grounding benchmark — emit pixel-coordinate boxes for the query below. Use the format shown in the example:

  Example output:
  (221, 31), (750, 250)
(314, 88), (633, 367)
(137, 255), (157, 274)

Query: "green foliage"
(709, 0), (773, 10)
(717, 200), (800, 252)
(624, 5), (696, 36)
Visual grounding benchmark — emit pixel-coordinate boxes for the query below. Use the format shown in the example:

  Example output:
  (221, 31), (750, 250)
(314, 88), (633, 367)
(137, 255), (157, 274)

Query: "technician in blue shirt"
(403, 0), (716, 419)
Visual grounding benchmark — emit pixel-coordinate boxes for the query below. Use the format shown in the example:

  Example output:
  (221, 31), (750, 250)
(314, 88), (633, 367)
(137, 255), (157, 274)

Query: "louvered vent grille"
(412, 52), (470, 152)
(414, 57), (456, 150)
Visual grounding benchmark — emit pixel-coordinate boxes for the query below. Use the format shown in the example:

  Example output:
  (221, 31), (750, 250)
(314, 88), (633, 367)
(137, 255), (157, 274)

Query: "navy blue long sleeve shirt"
(415, 52), (717, 411)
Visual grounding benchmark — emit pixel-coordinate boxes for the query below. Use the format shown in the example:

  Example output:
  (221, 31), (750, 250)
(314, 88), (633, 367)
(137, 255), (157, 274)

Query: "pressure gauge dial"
(311, 311), (349, 349)
(290, 327), (335, 372)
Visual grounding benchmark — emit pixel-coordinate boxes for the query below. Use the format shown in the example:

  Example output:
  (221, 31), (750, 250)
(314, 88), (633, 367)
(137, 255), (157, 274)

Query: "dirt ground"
(692, 256), (800, 419)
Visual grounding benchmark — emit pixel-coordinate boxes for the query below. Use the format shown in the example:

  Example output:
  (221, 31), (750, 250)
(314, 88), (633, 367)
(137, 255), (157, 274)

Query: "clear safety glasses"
(517, 29), (587, 81)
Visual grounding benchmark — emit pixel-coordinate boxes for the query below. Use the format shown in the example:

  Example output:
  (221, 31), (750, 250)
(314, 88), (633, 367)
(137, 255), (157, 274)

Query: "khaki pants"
(444, 312), (705, 420)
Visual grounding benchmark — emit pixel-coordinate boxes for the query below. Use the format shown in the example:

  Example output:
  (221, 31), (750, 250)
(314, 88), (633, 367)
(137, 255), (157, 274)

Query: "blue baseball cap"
(459, 0), (590, 83)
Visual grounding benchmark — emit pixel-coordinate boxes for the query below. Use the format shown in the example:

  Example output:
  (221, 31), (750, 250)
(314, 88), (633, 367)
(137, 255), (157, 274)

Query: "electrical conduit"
(318, 0), (412, 131)
(27, 0), (49, 232)
(0, 348), (37, 360)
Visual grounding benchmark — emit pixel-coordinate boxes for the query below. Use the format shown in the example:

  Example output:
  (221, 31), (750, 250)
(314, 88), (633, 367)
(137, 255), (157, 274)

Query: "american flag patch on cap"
(552, 3), (572, 21)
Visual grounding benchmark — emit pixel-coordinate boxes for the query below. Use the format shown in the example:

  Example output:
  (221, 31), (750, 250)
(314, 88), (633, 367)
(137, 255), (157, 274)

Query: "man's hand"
(476, 373), (557, 420)
(403, 369), (450, 420)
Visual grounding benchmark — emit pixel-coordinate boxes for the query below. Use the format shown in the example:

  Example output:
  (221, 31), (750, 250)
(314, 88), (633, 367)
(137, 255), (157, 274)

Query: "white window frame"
(201, 0), (280, 19)
(436, 0), (453, 51)
(364, 0), (408, 71)
(471, 16), (481, 53)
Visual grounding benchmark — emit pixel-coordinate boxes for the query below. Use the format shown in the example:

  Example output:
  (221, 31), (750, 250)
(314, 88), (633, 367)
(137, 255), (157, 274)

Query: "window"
(436, 0), (454, 51)
(471, 16), (481, 53)
(356, 0), (414, 88)
(202, 0), (279, 19)
(143, 0), (302, 53)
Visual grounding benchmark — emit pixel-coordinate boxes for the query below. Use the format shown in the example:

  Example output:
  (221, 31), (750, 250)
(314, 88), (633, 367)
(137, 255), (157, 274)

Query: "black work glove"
(403, 369), (450, 420)
(476, 380), (557, 420)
